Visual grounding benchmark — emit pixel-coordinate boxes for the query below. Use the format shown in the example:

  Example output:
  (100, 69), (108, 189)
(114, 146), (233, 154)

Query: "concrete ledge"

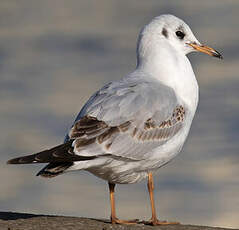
(0, 212), (237, 230)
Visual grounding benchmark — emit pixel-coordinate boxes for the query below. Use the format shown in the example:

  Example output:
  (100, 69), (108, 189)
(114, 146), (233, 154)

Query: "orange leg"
(108, 182), (138, 224)
(145, 172), (180, 226)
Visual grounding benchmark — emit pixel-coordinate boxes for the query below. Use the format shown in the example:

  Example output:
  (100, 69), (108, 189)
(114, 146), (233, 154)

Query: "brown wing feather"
(7, 106), (185, 165)
(134, 105), (185, 141)
(71, 105), (185, 154)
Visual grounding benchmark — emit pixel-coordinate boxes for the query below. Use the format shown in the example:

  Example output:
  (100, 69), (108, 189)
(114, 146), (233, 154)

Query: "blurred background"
(0, 0), (239, 228)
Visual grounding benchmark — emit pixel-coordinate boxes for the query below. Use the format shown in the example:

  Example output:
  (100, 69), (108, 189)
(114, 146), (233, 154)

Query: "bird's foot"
(111, 217), (139, 225)
(143, 218), (180, 226)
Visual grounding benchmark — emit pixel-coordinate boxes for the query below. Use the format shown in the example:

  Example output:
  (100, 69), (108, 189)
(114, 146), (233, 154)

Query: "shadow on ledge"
(0, 211), (44, 221)
(0, 211), (237, 230)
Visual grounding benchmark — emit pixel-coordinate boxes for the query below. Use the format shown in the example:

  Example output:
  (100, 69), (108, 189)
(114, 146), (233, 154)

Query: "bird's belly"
(87, 161), (148, 184)
(86, 143), (182, 184)
(83, 132), (187, 184)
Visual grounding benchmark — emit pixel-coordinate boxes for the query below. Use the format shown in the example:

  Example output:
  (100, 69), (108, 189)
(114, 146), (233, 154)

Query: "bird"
(7, 14), (222, 225)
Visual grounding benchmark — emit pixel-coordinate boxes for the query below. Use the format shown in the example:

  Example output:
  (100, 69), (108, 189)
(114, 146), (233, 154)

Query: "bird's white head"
(136, 14), (222, 66)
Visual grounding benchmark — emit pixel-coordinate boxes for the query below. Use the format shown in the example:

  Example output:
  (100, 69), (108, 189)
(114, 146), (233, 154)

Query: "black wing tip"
(36, 162), (74, 178)
(7, 158), (20, 164)
(36, 171), (60, 178)
(7, 155), (37, 164)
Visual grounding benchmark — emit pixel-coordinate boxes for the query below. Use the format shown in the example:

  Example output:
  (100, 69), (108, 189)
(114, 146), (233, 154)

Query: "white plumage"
(64, 14), (200, 184)
(8, 14), (222, 225)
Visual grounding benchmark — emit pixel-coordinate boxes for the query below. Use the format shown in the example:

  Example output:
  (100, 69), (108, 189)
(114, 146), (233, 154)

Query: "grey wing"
(66, 79), (187, 161)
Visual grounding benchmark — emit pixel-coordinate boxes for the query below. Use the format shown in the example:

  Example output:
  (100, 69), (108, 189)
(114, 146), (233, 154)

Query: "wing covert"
(66, 78), (187, 160)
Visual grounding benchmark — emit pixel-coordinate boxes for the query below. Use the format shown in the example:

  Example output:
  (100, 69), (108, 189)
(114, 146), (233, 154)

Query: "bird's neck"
(136, 41), (199, 112)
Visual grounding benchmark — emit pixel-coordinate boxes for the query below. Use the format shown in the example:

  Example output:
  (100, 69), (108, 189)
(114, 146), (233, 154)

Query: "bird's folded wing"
(67, 79), (186, 160)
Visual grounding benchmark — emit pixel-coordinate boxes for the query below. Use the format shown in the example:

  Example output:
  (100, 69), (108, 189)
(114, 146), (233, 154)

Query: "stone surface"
(0, 212), (237, 230)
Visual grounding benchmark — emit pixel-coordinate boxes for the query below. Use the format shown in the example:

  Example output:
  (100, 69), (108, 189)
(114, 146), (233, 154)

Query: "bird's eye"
(176, 31), (185, 39)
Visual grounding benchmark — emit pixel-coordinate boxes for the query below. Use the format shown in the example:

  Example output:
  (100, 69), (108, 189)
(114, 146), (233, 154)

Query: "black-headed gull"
(8, 14), (222, 225)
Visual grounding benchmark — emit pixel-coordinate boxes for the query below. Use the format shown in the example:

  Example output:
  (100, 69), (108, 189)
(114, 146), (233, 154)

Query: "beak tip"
(213, 51), (223, 60)
(189, 43), (223, 60)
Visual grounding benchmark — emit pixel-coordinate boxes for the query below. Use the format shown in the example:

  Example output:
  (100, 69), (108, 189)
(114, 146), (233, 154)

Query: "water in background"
(1, 1), (239, 228)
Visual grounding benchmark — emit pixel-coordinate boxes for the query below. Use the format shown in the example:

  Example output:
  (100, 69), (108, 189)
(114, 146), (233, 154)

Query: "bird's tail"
(7, 141), (74, 164)
(7, 140), (96, 178)
(7, 140), (96, 164)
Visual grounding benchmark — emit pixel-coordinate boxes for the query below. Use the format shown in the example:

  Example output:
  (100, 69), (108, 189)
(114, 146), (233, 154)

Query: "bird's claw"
(111, 217), (139, 225)
(142, 218), (180, 226)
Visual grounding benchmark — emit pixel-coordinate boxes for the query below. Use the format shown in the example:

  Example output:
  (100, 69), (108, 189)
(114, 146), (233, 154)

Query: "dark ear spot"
(162, 28), (168, 38)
